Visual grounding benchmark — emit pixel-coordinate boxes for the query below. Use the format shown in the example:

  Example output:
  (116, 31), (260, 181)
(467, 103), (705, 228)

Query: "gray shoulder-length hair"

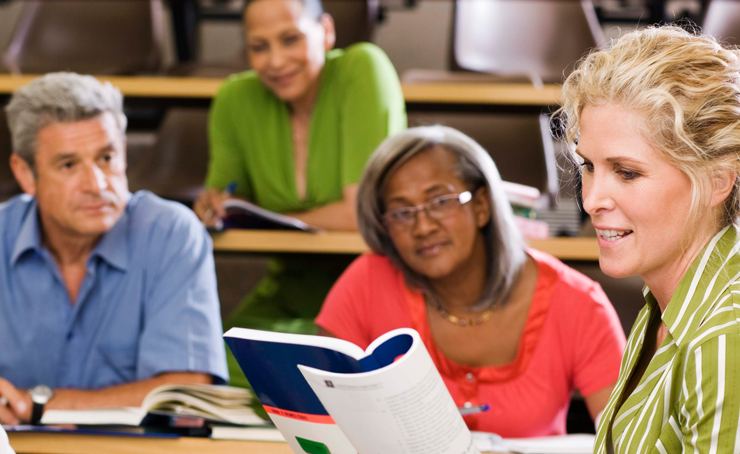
(357, 125), (527, 312)
(5, 72), (127, 168)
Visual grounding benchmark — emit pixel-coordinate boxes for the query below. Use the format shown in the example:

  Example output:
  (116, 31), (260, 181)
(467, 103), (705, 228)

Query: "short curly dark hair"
(243, 0), (323, 21)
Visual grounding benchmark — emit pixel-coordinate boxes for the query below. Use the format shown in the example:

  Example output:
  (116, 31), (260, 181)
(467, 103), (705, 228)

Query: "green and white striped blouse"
(595, 225), (740, 454)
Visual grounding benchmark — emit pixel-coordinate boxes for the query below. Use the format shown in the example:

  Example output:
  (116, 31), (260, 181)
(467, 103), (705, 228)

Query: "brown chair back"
(323, 0), (379, 49)
(407, 112), (558, 198)
(0, 109), (20, 201)
(127, 108), (209, 205)
(2, 0), (164, 75)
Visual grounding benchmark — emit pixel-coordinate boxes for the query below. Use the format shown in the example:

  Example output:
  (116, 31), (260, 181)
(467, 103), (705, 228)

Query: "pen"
(225, 181), (237, 196)
(458, 404), (490, 416)
(209, 182), (237, 232)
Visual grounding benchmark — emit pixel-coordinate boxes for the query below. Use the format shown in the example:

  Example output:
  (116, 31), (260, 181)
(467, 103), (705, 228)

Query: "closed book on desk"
(40, 384), (267, 428)
(213, 199), (319, 233)
(225, 327), (480, 454)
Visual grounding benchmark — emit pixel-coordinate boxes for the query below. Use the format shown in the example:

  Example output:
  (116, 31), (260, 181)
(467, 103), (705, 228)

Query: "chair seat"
(407, 111), (558, 200)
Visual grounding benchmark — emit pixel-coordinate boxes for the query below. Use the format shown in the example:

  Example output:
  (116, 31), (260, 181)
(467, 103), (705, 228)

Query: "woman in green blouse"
(559, 26), (740, 453)
(194, 0), (405, 386)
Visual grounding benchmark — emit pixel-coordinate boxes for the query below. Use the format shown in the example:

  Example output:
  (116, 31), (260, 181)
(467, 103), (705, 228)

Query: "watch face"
(30, 385), (53, 404)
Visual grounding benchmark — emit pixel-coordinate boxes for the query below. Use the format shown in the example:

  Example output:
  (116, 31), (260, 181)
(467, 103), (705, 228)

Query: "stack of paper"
(472, 432), (595, 454)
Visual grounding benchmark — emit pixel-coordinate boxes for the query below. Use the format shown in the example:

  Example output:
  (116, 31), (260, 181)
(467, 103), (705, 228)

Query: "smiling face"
(381, 146), (490, 282)
(244, 0), (334, 105)
(13, 112), (129, 240)
(577, 103), (704, 282)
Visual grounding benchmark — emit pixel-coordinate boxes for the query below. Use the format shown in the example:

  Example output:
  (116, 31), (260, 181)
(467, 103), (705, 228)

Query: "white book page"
(0, 425), (14, 454)
(210, 425), (286, 442)
(299, 331), (480, 454)
(503, 434), (595, 454)
(40, 407), (146, 426)
(471, 432), (596, 454)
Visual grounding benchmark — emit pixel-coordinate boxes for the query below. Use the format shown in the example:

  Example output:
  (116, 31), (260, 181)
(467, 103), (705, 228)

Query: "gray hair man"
(0, 72), (227, 425)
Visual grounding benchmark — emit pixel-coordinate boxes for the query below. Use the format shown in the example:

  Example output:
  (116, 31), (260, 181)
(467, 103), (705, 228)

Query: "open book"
(212, 199), (319, 232)
(225, 327), (480, 454)
(40, 384), (267, 427)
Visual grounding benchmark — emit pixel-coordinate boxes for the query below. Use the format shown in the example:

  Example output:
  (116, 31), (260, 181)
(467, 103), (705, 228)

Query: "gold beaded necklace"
(437, 307), (494, 327)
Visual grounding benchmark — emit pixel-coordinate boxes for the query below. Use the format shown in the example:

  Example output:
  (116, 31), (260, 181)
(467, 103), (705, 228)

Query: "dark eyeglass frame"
(382, 191), (473, 228)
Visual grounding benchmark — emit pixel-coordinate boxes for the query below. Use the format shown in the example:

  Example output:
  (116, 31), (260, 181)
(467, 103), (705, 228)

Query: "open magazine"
(225, 327), (480, 454)
(40, 384), (267, 427)
(212, 198), (319, 232)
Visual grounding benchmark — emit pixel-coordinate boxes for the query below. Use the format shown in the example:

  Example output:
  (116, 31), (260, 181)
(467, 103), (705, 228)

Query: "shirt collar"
(654, 225), (738, 347)
(10, 197), (42, 265)
(10, 197), (130, 271)
(90, 206), (129, 271)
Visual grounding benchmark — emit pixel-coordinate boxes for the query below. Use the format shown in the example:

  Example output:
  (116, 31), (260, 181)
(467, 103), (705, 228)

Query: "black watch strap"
(30, 401), (44, 425)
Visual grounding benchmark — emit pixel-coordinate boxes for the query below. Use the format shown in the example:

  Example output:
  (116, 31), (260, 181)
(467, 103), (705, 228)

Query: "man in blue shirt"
(0, 73), (228, 425)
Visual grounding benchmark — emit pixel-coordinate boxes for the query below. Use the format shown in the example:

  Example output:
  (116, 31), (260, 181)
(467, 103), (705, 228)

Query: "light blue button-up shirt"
(0, 191), (228, 389)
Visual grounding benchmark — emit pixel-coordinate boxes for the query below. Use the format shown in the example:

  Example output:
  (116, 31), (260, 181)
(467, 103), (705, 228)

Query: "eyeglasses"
(382, 191), (473, 228)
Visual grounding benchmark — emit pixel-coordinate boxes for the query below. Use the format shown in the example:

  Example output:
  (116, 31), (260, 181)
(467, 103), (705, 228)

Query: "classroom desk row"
(0, 74), (562, 110)
(8, 432), (293, 454)
(211, 230), (600, 261)
(7, 431), (508, 454)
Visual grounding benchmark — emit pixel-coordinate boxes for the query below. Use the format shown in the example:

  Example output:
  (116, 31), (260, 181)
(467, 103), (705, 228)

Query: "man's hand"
(0, 378), (32, 425)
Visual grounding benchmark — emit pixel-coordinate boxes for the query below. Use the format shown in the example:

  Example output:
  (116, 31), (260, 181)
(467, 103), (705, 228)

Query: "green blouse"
(206, 43), (406, 387)
(595, 225), (740, 454)
(206, 42), (406, 210)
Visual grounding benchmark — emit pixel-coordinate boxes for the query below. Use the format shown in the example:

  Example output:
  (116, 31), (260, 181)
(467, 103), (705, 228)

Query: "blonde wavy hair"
(558, 25), (740, 231)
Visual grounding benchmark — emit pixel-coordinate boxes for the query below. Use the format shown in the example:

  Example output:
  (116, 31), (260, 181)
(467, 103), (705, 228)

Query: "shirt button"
(66, 332), (73, 341)
(466, 373), (475, 382)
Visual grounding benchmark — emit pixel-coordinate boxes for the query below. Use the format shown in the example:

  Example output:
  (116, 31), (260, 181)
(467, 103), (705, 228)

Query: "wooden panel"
(211, 230), (599, 260)
(0, 75), (223, 99)
(8, 432), (294, 454)
(402, 82), (561, 105)
(0, 75), (561, 105)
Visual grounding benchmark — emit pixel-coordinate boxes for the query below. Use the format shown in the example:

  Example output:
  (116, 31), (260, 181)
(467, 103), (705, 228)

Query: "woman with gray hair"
(316, 125), (625, 436)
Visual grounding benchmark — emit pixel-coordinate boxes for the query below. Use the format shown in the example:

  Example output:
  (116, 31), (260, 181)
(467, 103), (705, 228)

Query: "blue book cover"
(224, 328), (479, 454)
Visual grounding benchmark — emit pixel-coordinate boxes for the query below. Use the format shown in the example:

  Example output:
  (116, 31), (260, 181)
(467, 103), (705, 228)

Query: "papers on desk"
(207, 428), (595, 452)
(472, 432), (595, 454)
(40, 384), (267, 427)
(210, 426), (286, 442)
(212, 199), (320, 233)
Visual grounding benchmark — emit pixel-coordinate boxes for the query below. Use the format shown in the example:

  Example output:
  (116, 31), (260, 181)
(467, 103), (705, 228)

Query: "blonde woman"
(559, 26), (740, 453)
(316, 126), (625, 436)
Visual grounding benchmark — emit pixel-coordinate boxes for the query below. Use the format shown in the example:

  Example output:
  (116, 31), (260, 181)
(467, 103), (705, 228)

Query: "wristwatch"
(28, 385), (54, 425)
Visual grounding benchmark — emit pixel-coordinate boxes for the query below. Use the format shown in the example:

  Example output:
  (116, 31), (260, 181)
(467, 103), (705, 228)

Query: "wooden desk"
(211, 230), (599, 261)
(0, 74), (561, 108)
(8, 432), (293, 454)
(8, 432), (507, 454)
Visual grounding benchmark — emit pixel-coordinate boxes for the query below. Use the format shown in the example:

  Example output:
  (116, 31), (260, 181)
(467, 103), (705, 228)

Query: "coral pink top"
(316, 249), (626, 437)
